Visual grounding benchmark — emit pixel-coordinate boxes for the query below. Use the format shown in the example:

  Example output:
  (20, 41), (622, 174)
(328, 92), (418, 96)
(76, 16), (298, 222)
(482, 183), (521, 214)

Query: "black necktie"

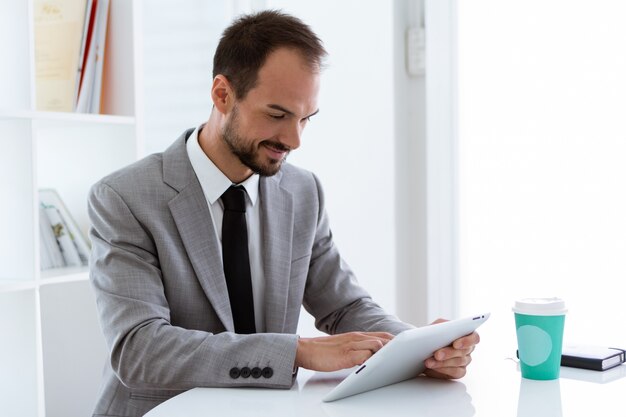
(221, 185), (256, 334)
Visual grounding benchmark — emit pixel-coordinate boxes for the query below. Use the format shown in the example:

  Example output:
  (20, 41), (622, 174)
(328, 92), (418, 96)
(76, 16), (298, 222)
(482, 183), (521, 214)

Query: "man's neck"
(198, 115), (253, 184)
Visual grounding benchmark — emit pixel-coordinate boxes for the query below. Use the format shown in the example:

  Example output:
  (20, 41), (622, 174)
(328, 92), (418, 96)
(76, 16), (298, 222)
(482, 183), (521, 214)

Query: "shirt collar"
(186, 126), (259, 206)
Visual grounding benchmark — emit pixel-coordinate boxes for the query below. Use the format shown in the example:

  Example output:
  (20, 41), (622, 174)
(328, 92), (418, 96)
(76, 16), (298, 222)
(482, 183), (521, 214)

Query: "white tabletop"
(146, 313), (626, 417)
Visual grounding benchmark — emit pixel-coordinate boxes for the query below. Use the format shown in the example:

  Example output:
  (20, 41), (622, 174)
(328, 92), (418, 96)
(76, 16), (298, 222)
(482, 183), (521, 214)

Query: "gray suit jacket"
(88, 129), (412, 416)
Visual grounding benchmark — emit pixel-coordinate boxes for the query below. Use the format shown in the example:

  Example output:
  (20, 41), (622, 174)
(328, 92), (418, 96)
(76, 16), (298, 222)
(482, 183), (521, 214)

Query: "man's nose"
(278, 121), (302, 150)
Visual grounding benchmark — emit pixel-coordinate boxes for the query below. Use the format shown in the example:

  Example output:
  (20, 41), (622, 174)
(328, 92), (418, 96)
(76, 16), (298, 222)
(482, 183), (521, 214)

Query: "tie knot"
(221, 185), (247, 212)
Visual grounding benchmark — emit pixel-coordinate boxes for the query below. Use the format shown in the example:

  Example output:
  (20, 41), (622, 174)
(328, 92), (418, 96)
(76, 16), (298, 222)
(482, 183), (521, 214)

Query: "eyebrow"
(267, 104), (319, 119)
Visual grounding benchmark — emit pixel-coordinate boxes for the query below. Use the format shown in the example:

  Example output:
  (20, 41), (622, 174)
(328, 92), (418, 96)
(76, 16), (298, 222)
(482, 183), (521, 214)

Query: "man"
(88, 10), (479, 417)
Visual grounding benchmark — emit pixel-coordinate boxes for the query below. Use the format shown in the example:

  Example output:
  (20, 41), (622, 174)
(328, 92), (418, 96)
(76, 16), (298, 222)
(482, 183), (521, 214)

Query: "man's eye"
(270, 114), (285, 119)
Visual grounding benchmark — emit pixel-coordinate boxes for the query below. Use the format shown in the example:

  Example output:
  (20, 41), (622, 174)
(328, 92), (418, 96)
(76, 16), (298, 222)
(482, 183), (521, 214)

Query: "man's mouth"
(262, 142), (289, 160)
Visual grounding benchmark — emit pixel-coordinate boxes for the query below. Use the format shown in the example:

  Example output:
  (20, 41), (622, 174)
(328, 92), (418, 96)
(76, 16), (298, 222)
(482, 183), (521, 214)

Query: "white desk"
(146, 315), (626, 417)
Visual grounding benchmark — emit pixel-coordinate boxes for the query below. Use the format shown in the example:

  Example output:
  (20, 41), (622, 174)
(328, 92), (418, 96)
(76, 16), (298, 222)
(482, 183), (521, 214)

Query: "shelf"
(0, 280), (37, 294)
(40, 266), (89, 285)
(0, 267), (90, 293)
(0, 110), (135, 126)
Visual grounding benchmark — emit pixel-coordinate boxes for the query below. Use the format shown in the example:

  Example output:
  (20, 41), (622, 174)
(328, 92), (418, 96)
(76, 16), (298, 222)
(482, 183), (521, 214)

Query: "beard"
(221, 106), (289, 177)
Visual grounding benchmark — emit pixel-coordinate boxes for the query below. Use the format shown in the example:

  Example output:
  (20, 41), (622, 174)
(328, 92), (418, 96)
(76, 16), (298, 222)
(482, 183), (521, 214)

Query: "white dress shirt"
(186, 126), (266, 332)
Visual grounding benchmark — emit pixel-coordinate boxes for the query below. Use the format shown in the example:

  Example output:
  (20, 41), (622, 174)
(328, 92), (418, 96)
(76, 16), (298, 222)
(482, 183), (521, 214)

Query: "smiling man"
(88, 10), (479, 417)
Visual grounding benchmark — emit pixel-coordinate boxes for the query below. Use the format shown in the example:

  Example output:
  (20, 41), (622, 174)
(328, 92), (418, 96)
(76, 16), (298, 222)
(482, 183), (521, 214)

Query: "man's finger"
(433, 345), (474, 361)
(350, 339), (385, 353)
(352, 331), (395, 341)
(424, 366), (467, 380)
(348, 349), (374, 366)
(453, 331), (480, 349)
(426, 354), (472, 369)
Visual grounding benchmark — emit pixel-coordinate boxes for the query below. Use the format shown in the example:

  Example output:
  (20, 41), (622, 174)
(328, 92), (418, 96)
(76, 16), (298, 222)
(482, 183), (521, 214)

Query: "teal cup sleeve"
(515, 313), (565, 380)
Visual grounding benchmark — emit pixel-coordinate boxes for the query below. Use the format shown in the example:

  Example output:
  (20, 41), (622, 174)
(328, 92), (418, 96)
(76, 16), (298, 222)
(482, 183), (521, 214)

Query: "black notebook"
(561, 345), (626, 371)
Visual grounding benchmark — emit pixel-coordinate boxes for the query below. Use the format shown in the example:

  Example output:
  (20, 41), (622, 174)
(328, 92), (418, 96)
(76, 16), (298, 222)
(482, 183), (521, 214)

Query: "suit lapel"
(168, 185), (234, 332)
(260, 175), (294, 333)
(163, 130), (234, 332)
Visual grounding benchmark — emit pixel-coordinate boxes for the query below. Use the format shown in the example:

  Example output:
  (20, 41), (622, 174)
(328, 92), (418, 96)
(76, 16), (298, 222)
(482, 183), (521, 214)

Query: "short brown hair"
(213, 10), (327, 100)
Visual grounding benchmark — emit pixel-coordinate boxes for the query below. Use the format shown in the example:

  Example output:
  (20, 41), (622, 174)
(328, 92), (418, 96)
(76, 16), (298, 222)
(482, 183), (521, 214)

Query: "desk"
(146, 314), (626, 416)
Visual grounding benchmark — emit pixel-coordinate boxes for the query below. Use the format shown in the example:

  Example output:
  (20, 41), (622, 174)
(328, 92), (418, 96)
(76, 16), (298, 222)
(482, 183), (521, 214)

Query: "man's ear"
(211, 75), (235, 114)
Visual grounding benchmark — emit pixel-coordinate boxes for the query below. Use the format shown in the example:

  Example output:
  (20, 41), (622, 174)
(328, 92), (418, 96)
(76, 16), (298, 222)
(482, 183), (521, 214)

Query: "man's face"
(221, 104), (288, 176)
(220, 48), (321, 176)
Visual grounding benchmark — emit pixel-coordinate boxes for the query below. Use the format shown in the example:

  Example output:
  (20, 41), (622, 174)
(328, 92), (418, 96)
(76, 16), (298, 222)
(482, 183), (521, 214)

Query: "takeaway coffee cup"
(513, 297), (567, 380)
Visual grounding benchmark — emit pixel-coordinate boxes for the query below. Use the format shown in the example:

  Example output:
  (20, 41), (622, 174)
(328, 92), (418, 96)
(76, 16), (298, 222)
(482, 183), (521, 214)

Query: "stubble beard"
(221, 106), (288, 177)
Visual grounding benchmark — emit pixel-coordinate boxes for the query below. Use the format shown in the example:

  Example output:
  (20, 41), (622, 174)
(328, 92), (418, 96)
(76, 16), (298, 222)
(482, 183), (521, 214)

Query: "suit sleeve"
(302, 174), (415, 336)
(88, 181), (298, 390)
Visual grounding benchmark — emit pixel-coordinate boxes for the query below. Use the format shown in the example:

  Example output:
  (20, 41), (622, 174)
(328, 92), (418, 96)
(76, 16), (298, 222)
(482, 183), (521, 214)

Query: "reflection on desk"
(561, 362), (626, 384)
(312, 371), (474, 417)
(146, 368), (474, 417)
(515, 361), (626, 417)
(146, 312), (626, 417)
(517, 379), (562, 417)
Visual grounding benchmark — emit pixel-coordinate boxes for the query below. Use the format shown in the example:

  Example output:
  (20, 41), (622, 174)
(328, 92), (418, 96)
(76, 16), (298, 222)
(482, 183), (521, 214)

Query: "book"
(89, 0), (110, 114)
(561, 345), (626, 371)
(74, 0), (96, 109)
(34, 0), (89, 112)
(41, 203), (82, 267)
(39, 189), (91, 269)
(39, 224), (52, 269)
(39, 205), (65, 269)
(76, 0), (110, 114)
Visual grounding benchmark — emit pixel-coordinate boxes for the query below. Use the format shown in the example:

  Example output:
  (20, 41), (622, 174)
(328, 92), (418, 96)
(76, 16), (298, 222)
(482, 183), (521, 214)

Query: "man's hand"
(295, 332), (394, 371)
(423, 319), (480, 379)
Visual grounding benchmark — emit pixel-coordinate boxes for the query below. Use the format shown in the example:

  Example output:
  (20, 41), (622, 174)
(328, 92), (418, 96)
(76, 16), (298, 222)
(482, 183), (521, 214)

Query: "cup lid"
(512, 297), (567, 316)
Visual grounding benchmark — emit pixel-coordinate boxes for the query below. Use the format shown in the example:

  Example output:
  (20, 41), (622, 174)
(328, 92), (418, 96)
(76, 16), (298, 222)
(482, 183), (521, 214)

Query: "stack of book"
(39, 189), (90, 270)
(34, 0), (111, 114)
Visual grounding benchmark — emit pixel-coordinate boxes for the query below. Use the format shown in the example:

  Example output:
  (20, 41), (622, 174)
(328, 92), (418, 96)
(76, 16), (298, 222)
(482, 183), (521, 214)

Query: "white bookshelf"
(0, 1), (142, 416)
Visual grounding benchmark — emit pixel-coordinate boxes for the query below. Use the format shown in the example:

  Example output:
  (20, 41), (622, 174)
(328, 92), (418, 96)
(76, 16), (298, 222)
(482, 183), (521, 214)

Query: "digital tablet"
(323, 313), (490, 402)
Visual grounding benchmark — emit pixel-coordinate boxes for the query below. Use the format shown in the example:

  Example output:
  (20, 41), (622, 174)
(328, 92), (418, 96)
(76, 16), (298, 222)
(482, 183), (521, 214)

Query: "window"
(457, 0), (626, 344)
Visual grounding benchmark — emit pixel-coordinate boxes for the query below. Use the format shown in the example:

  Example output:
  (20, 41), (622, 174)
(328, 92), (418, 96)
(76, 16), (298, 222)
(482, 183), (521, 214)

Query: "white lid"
(512, 297), (567, 316)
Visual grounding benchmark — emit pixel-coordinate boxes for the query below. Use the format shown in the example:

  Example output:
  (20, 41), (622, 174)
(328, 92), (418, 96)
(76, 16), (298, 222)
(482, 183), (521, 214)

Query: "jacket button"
(229, 367), (241, 379)
(251, 367), (262, 379)
(262, 367), (273, 378)
(240, 367), (251, 378)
